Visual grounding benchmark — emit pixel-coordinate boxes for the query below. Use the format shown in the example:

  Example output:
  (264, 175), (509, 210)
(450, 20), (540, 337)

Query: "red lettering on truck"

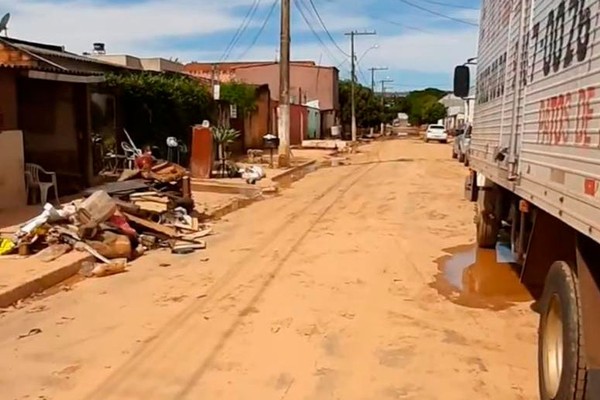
(537, 87), (595, 146)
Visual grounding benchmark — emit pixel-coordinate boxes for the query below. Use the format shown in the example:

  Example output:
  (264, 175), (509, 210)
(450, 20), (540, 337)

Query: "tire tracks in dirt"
(84, 149), (383, 400)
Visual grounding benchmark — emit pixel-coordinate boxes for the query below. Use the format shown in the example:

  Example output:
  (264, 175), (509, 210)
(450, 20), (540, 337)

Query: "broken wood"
(182, 227), (213, 241)
(73, 241), (112, 264)
(35, 244), (72, 263)
(129, 192), (169, 203)
(170, 240), (206, 254)
(123, 212), (179, 238)
(132, 201), (168, 213)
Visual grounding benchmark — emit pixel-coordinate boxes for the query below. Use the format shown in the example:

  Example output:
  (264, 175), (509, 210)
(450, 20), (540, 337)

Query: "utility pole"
(380, 78), (394, 106)
(345, 30), (376, 142)
(379, 78), (393, 135)
(278, 0), (291, 167)
(369, 67), (388, 92)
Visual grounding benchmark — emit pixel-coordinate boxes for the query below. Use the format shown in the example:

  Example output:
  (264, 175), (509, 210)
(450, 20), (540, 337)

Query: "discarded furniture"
(24, 163), (60, 205)
(121, 142), (140, 170)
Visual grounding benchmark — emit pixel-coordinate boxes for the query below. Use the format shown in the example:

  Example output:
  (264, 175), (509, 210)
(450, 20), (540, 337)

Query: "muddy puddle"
(430, 245), (533, 310)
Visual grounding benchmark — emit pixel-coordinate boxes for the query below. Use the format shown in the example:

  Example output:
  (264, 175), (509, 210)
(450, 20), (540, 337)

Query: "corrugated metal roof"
(0, 62), (104, 76)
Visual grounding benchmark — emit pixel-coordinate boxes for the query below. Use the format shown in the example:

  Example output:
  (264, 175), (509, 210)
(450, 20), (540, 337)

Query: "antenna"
(0, 13), (10, 37)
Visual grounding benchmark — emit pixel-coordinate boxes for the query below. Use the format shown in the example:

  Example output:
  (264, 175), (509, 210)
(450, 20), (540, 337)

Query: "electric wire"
(237, 0), (279, 60)
(221, 0), (262, 61)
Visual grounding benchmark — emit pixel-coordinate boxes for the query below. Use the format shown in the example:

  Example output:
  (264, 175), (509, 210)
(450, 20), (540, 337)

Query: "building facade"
(185, 61), (340, 136)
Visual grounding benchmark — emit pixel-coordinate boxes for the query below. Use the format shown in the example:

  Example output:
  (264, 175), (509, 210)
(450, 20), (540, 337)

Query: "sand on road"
(0, 138), (538, 400)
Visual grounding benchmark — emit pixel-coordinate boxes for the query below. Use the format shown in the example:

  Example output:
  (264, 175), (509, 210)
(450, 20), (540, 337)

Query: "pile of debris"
(0, 162), (211, 277)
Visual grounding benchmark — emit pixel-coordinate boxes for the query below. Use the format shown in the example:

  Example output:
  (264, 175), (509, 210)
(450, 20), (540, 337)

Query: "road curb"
(0, 252), (92, 308)
(205, 160), (319, 220)
(271, 159), (318, 185)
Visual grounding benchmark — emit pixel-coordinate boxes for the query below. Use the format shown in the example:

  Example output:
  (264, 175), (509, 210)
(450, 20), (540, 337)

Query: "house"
(185, 61), (340, 137)
(92, 52), (196, 76)
(438, 93), (466, 132)
(394, 113), (409, 127)
(228, 84), (273, 150)
(0, 36), (128, 209)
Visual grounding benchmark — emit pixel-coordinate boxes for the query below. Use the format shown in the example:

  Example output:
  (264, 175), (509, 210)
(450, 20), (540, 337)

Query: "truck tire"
(459, 152), (466, 163)
(538, 261), (587, 400)
(475, 188), (500, 248)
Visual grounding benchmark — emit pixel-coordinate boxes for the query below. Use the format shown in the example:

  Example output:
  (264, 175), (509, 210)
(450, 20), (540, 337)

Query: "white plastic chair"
(121, 142), (141, 170)
(25, 163), (60, 205)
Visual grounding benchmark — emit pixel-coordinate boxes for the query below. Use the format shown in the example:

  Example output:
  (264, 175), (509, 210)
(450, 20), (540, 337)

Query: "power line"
(237, 0), (279, 60)
(397, 0), (478, 26)
(305, 0), (349, 56)
(419, 0), (479, 10)
(220, 0), (262, 61)
(294, 0), (343, 65)
(372, 16), (431, 33)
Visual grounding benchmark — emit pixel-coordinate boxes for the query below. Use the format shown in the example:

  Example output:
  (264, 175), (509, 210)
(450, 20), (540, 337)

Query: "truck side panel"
(471, 0), (600, 244)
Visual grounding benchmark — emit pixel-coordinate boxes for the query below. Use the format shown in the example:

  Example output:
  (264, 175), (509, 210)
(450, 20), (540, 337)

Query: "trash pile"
(0, 161), (211, 277)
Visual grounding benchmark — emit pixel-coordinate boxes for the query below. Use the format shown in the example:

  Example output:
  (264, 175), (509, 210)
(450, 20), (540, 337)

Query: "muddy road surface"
(0, 139), (538, 399)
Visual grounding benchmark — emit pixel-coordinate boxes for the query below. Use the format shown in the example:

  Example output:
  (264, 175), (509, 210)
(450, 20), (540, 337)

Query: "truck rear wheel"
(538, 261), (587, 400)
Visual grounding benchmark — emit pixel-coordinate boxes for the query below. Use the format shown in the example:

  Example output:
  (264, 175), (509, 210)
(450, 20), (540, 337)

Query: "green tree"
(404, 88), (447, 125)
(220, 81), (258, 116)
(423, 102), (447, 124)
(339, 80), (381, 128)
(104, 72), (215, 162)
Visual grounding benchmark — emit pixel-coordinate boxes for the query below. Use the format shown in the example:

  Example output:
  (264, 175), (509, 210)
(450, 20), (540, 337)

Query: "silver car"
(452, 125), (471, 165)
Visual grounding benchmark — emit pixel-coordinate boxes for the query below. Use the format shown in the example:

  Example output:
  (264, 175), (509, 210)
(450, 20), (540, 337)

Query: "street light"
(358, 44), (380, 65)
(338, 44), (379, 69)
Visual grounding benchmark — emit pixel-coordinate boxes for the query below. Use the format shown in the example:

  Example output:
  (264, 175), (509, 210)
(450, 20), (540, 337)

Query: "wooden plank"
(123, 213), (178, 238)
(132, 201), (168, 213)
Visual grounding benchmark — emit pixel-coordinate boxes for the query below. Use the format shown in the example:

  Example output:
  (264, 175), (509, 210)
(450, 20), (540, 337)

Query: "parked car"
(452, 124), (472, 165)
(424, 124), (448, 143)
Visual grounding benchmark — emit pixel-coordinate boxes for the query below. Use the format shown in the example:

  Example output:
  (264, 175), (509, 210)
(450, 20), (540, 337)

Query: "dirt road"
(0, 139), (538, 400)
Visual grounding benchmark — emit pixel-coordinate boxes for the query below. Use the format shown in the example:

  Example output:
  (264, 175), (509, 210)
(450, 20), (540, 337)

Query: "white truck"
(454, 0), (600, 399)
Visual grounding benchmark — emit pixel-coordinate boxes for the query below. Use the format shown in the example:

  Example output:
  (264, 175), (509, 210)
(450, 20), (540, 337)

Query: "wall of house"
(321, 110), (337, 137)
(18, 78), (84, 192)
(235, 64), (339, 111)
(290, 104), (307, 146)
(0, 70), (18, 130)
(0, 130), (27, 210)
(242, 87), (271, 150)
(307, 107), (321, 139)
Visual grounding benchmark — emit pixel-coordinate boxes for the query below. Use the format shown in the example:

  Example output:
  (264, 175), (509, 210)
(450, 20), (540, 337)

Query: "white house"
(438, 86), (476, 132)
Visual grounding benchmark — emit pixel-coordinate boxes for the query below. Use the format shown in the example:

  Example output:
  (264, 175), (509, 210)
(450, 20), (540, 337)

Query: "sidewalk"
(0, 150), (331, 309)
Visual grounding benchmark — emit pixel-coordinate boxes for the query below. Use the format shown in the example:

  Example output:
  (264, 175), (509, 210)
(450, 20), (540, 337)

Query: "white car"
(424, 124), (448, 143)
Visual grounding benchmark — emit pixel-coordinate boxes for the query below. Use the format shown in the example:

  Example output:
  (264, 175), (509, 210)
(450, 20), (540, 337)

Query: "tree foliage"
(104, 72), (215, 155)
(220, 81), (258, 115)
(404, 88), (448, 125)
(338, 81), (447, 128)
(339, 80), (381, 128)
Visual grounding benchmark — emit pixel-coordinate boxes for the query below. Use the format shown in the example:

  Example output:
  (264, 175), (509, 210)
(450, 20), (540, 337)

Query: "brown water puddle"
(430, 245), (533, 310)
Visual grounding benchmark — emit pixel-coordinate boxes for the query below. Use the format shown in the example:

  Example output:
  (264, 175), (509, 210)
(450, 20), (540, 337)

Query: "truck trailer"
(454, 0), (600, 399)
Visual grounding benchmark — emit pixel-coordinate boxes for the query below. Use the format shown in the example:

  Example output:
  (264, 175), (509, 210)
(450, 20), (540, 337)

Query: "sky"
(0, 0), (481, 91)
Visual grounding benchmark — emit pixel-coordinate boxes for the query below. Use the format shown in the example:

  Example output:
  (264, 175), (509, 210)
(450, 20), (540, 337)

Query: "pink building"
(184, 61), (340, 136)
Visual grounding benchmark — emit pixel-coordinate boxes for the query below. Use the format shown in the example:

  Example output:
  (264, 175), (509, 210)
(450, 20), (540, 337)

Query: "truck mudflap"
(464, 170), (478, 202)
(587, 370), (600, 400)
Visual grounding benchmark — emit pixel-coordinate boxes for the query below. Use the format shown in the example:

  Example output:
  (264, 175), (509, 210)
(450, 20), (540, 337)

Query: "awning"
(25, 70), (105, 83)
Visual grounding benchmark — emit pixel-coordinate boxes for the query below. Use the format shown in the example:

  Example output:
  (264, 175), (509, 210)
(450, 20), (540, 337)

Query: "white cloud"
(0, 0), (479, 76)
(199, 27), (479, 75)
(0, 0), (257, 53)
